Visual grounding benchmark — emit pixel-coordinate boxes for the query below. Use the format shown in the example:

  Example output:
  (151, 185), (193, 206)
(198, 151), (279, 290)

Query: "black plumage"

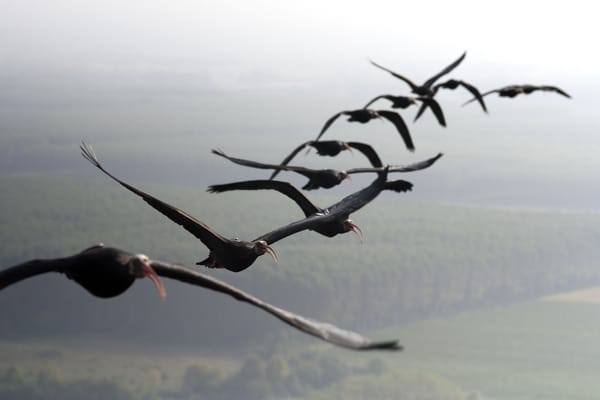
(462, 84), (571, 105)
(0, 245), (402, 351)
(213, 149), (442, 190)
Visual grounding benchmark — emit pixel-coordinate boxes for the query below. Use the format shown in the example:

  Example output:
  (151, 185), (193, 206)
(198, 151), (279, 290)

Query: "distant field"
(544, 286), (600, 304)
(3, 299), (600, 399)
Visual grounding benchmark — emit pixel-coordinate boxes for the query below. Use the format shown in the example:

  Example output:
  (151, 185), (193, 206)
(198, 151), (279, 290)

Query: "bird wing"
(207, 180), (321, 217)
(375, 110), (415, 152)
(369, 60), (419, 91)
(0, 258), (69, 289)
(363, 94), (391, 109)
(269, 141), (311, 180)
(315, 111), (343, 141)
(81, 142), (229, 253)
(423, 51), (467, 88)
(439, 80), (488, 113)
(462, 87), (502, 106)
(326, 170), (388, 217)
(347, 142), (383, 167)
(150, 259), (401, 350)
(347, 152), (443, 174)
(212, 149), (323, 179)
(413, 97), (446, 126)
(540, 85), (571, 98)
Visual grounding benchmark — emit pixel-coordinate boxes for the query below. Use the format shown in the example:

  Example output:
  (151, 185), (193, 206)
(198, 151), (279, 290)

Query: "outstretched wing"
(436, 79), (488, 113)
(369, 60), (419, 91)
(413, 97), (446, 127)
(376, 110), (415, 152)
(212, 149), (323, 179)
(151, 259), (402, 350)
(0, 258), (68, 289)
(539, 85), (571, 98)
(208, 180), (321, 217)
(347, 141), (383, 167)
(363, 94), (392, 109)
(423, 51), (467, 88)
(348, 152), (443, 174)
(81, 142), (228, 253)
(315, 111), (343, 141)
(269, 141), (311, 180)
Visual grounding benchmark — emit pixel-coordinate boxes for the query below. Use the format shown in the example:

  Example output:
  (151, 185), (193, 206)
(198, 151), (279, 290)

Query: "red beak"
(142, 262), (167, 300)
(265, 245), (279, 263)
(349, 221), (363, 243)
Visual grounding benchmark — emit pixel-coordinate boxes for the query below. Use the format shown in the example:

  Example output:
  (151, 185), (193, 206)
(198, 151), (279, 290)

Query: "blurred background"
(1, 1), (599, 399)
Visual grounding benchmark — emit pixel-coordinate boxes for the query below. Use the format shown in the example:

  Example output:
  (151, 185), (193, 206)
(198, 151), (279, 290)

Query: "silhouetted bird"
(208, 175), (421, 241)
(363, 95), (447, 127)
(81, 142), (278, 272)
(315, 109), (414, 152)
(411, 79), (487, 122)
(370, 51), (467, 97)
(462, 84), (571, 105)
(0, 244), (402, 351)
(213, 149), (442, 190)
(270, 140), (383, 180)
(211, 167), (413, 243)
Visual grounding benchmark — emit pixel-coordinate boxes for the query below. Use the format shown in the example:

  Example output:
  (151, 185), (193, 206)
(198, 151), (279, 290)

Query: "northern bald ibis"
(213, 149), (442, 190)
(0, 244), (402, 351)
(270, 140), (383, 180)
(462, 84), (571, 106)
(363, 95), (446, 127)
(315, 109), (414, 152)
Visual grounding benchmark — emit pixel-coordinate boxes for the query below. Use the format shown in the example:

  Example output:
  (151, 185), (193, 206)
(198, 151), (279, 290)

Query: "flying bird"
(0, 244), (402, 351)
(213, 149), (442, 190)
(363, 95), (447, 127)
(369, 51), (467, 97)
(462, 84), (571, 106)
(81, 142), (278, 272)
(411, 78), (488, 122)
(315, 109), (414, 152)
(270, 140), (383, 180)
(369, 52), (471, 123)
(208, 175), (424, 241)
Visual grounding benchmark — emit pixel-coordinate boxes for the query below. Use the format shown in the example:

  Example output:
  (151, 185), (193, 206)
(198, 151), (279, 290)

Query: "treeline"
(2, 176), (600, 346)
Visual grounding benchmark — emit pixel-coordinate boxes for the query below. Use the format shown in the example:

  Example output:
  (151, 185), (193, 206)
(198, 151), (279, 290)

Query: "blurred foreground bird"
(270, 140), (383, 180)
(213, 149), (442, 190)
(462, 84), (571, 106)
(81, 142), (278, 272)
(315, 109), (414, 152)
(0, 244), (402, 351)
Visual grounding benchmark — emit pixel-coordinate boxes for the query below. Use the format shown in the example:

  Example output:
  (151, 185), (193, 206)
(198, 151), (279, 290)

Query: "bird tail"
(384, 179), (413, 192)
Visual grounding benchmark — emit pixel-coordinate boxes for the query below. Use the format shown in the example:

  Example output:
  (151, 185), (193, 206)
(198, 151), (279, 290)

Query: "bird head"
(338, 171), (352, 182)
(344, 219), (363, 242)
(254, 240), (279, 263)
(129, 254), (166, 300)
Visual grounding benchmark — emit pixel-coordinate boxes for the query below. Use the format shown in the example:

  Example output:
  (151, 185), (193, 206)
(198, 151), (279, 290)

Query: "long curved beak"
(142, 262), (167, 300)
(345, 174), (352, 182)
(349, 221), (363, 243)
(265, 245), (279, 263)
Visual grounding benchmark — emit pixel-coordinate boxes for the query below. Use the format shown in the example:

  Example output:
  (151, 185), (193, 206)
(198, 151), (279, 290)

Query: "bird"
(81, 142), (278, 272)
(247, 166), (415, 248)
(269, 140), (383, 180)
(369, 51), (467, 97)
(208, 179), (365, 240)
(363, 95), (447, 127)
(462, 84), (571, 106)
(213, 149), (443, 190)
(315, 109), (414, 152)
(208, 174), (425, 241)
(411, 78), (488, 123)
(369, 52), (469, 124)
(0, 244), (166, 300)
(0, 244), (402, 351)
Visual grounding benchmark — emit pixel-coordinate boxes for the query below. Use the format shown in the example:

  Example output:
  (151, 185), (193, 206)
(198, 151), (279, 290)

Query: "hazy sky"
(1, 0), (598, 207)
